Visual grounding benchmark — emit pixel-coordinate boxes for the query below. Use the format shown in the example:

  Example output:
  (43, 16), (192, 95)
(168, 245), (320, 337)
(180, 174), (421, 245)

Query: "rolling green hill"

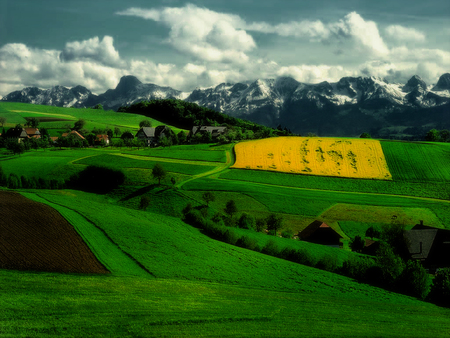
(1, 102), (450, 337)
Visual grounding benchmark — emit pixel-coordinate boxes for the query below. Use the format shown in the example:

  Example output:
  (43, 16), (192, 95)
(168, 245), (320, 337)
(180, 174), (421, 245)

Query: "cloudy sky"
(1, 0), (449, 96)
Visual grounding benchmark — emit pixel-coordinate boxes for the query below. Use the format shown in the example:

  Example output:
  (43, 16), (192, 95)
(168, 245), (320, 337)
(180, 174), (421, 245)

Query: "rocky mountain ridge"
(2, 73), (450, 138)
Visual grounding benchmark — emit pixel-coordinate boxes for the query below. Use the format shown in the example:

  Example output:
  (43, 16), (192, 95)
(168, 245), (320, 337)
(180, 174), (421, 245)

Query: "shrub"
(316, 254), (339, 272)
(261, 240), (280, 257)
(281, 229), (293, 239)
(342, 256), (375, 281)
(183, 209), (204, 228)
(255, 218), (266, 232)
(350, 235), (365, 253)
(68, 165), (126, 193)
(236, 236), (258, 251)
(399, 260), (431, 300)
(237, 212), (255, 230)
(429, 268), (450, 306)
(7, 173), (21, 189)
(223, 229), (239, 245)
(139, 196), (150, 210)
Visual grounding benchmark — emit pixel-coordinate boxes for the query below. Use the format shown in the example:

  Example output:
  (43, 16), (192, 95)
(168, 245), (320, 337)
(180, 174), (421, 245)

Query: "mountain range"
(2, 73), (450, 139)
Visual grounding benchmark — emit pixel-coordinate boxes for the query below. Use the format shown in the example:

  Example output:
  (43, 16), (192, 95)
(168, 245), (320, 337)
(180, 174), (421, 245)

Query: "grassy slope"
(2, 103), (450, 336)
(3, 269), (450, 338)
(0, 101), (187, 134)
(3, 190), (450, 337)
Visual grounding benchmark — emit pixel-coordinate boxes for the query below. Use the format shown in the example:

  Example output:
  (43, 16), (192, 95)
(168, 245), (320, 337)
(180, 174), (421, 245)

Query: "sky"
(0, 0), (449, 96)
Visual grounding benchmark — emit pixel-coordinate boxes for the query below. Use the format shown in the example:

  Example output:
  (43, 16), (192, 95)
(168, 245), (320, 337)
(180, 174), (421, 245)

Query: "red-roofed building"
(61, 130), (85, 140)
(24, 128), (41, 139)
(298, 220), (343, 247)
(95, 134), (109, 145)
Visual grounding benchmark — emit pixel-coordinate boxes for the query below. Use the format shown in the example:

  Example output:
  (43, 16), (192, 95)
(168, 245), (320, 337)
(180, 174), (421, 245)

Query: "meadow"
(2, 102), (450, 336)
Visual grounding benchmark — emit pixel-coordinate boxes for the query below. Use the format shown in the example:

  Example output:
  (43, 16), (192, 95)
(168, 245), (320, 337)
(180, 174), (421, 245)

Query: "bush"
(341, 256), (375, 281)
(237, 212), (255, 230)
(316, 254), (339, 272)
(281, 229), (293, 239)
(183, 209), (204, 228)
(261, 240), (280, 257)
(68, 165), (126, 193)
(223, 229), (239, 245)
(7, 173), (21, 189)
(428, 268), (450, 306)
(350, 235), (365, 253)
(139, 196), (150, 210)
(399, 260), (431, 300)
(236, 236), (258, 251)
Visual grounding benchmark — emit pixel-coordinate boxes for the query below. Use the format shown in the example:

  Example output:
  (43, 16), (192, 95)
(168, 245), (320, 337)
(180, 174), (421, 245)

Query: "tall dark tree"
(350, 235), (365, 253)
(25, 117), (39, 128)
(266, 213), (283, 232)
(202, 191), (215, 207)
(152, 163), (166, 184)
(73, 119), (86, 131)
(224, 200), (238, 217)
(139, 120), (152, 128)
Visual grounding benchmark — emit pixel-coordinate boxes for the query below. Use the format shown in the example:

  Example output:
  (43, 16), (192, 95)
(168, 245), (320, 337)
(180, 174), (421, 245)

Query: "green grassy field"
(3, 268), (450, 338)
(4, 190), (450, 337)
(0, 101), (187, 134)
(381, 140), (450, 182)
(121, 144), (228, 163)
(2, 102), (450, 337)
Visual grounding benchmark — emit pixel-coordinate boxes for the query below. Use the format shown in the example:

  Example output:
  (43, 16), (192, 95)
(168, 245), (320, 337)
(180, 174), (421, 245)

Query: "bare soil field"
(0, 191), (109, 274)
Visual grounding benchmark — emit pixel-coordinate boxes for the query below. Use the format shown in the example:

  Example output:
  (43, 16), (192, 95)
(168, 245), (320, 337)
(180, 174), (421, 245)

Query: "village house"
(135, 126), (171, 147)
(95, 134), (109, 145)
(298, 220), (343, 247)
(405, 220), (450, 270)
(61, 130), (85, 140)
(24, 128), (41, 139)
(189, 126), (227, 139)
(4, 127), (29, 142)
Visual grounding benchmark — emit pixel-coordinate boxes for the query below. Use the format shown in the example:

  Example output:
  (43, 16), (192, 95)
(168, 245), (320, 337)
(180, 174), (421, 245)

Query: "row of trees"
(425, 129), (450, 142)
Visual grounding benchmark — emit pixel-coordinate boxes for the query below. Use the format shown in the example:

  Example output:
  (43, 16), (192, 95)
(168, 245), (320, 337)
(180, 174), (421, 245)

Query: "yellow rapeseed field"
(232, 136), (392, 180)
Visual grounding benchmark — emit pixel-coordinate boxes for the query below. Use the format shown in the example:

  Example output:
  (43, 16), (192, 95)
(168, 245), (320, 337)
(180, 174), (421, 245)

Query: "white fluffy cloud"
(60, 36), (125, 68)
(0, 5), (448, 97)
(246, 11), (389, 57)
(385, 25), (426, 43)
(117, 5), (255, 64)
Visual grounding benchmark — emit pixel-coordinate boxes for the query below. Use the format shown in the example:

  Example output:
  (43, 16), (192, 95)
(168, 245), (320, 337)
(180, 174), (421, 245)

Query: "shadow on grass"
(119, 184), (171, 202)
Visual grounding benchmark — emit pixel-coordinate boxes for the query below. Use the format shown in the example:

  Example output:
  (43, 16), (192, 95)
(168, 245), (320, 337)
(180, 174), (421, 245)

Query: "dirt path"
(176, 150), (233, 189)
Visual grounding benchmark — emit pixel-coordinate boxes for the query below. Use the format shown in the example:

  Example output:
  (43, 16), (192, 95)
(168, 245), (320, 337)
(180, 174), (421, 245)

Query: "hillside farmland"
(232, 137), (392, 180)
(0, 191), (108, 274)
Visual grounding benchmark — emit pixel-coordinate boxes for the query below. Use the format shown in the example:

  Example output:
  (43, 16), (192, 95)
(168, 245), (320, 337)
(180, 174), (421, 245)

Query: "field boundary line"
(111, 153), (221, 166)
(177, 149), (232, 189)
(214, 176), (450, 205)
(23, 192), (154, 277)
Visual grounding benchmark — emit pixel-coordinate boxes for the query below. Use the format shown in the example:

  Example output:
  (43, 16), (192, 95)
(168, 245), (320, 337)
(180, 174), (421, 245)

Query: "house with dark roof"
(189, 126), (227, 139)
(298, 220), (343, 247)
(136, 127), (156, 146)
(136, 126), (172, 146)
(405, 221), (450, 270)
(4, 127), (29, 141)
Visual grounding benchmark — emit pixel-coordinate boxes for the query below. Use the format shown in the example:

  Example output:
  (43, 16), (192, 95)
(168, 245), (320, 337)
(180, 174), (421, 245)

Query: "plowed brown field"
(0, 191), (109, 274)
